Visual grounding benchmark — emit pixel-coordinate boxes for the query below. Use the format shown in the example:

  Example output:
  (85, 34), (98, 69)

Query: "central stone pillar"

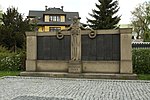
(68, 16), (82, 73)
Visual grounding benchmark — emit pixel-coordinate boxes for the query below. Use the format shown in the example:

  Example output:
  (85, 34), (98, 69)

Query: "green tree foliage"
(131, 1), (150, 41)
(0, 6), (2, 24)
(0, 11), (1, 16)
(87, 0), (121, 29)
(0, 7), (31, 52)
(28, 17), (38, 31)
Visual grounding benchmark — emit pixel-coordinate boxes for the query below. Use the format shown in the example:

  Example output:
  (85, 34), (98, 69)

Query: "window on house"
(50, 16), (53, 22)
(57, 16), (60, 22)
(49, 27), (61, 32)
(42, 27), (44, 32)
(49, 15), (61, 22)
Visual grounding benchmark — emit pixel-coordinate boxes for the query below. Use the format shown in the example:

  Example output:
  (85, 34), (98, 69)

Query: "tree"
(131, 1), (150, 41)
(0, 7), (31, 52)
(87, 0), (121, 29)
(0, 6), (2, 24)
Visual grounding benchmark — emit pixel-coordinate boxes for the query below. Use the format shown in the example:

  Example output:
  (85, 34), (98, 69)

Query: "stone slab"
(68, 61), (82, 73)
(20, 72), (137, 80)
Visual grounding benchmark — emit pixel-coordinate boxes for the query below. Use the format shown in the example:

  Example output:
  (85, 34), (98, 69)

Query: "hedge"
(132, 49), (150, 74)
(0, 52), (25, 71)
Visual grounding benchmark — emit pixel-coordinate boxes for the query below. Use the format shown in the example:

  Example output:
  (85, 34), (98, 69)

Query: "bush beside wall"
(0, 46), (25, 71)
(132, 49), (150, 74)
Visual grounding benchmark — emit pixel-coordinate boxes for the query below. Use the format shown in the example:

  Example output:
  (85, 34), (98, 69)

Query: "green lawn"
(0, 71), (20, 77)
(138, 74), (150, 80)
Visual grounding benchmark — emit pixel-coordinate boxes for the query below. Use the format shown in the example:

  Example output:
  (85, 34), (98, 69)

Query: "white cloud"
(0, 0), (148, 24)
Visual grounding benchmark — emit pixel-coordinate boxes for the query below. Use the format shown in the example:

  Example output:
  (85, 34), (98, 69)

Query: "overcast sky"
(0, 0), (149, 24)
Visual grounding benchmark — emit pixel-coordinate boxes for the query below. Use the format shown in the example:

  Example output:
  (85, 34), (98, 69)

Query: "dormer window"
(49, 15), (61, 22)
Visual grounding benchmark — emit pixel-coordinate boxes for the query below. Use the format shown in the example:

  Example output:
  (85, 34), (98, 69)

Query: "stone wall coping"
(26, 32), (37, 36)
(119, 28), (132, 34)
(26, 28), (132, 36)
(36, 60), (119, 63)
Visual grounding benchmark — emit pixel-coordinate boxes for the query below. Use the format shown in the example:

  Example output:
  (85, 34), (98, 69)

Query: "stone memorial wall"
(25, 17), (132, 74)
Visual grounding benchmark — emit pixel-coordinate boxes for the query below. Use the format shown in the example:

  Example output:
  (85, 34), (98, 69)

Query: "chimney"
(61, 6), (64, 11)
(45, 5), (48, 11)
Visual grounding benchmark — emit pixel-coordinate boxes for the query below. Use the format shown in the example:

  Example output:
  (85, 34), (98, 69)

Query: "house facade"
(28, 6), (79, 32)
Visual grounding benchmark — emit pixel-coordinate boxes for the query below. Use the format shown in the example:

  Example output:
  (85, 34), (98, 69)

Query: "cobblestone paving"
(0, 76), (150, 100)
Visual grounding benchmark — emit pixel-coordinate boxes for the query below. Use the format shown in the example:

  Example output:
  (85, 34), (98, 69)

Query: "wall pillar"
(120, 28), (133, 73)
(26, 32), (37, 71)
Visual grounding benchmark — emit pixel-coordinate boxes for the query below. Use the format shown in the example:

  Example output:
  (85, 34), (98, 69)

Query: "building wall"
(45, 26), (66, 32)
(38, 15), (66, 32)
(38, 26), (44, 32)
(38, 26), (66, 32)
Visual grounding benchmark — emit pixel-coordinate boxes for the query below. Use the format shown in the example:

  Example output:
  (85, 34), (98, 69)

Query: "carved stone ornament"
(56, 32), (64, 39)
(56, 16), (95, 61)
(89, 31), (96, 39)
(70, 16), (81, 61)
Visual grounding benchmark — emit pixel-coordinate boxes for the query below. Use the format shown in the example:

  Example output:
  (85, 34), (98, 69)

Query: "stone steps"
(20, 72), (137, 80)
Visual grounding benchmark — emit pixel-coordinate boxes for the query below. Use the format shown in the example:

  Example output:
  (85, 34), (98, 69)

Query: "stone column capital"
(119, 28), (132, 34)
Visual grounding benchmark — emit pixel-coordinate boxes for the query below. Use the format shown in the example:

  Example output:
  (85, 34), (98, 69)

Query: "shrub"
(132, 49), (150, 74)
(0, 47), (26, 71)
(0, 45), (10, 53)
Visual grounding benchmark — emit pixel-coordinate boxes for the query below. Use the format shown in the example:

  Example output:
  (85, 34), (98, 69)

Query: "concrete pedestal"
(68, 60), (82, 73)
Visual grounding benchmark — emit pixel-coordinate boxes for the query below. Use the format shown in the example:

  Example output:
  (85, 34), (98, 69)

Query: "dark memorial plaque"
(96, 34), (104, 60)
(82, 34), (120, 61)
(81, 35), (89, 60)
(112, 34), (120, 60)
(37, 36), (71, 60)
(103, 34), (113, 60)
(38, 34), (120, 61)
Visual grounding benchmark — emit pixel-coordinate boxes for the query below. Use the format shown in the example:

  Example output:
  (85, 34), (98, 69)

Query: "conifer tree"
(87, 0), (121, 29)
(0, 6), (2, 24)
(0, 7), (31, 52)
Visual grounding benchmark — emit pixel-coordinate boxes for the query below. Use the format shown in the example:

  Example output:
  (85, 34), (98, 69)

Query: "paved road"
(0, 76), (150, 100)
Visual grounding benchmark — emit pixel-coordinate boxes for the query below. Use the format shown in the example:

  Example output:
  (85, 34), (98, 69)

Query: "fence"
(132, 42), (150, 49)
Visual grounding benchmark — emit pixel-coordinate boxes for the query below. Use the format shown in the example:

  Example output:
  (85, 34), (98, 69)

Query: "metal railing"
(132, 42), (150, 49)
